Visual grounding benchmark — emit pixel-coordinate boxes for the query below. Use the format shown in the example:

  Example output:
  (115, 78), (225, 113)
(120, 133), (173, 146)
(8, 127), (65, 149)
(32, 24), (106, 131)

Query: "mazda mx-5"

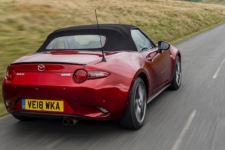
(2, 24), (181, 129)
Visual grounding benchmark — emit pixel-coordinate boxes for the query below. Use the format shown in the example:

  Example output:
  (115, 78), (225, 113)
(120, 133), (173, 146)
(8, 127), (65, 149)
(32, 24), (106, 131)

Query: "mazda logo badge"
(38, 64), (45, 71)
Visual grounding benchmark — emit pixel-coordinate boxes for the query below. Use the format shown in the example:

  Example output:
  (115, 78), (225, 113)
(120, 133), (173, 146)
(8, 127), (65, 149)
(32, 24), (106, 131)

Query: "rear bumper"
(11, 111), (111, 120)
(2, 74), (132, 120)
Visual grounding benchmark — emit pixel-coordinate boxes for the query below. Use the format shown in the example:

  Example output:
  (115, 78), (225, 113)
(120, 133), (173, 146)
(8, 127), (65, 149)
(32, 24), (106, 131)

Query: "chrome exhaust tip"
(69, 118), (78, 126)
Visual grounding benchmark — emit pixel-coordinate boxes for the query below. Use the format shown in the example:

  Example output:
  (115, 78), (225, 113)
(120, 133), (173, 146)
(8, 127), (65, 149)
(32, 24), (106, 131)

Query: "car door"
(131, 29), (171, 93)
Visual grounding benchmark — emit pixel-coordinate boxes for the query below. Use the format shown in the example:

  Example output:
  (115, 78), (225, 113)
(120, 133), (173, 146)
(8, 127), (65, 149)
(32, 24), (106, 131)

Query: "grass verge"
(0, 104), (7, 116)
(171, 20), (225, 44)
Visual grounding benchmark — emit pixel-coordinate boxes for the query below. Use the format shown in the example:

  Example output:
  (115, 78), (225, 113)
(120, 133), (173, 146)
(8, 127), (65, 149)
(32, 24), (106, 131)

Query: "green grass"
(1, 0), (225, 116)
(0, 104), (7, 116)
(171, 20), (225, 44)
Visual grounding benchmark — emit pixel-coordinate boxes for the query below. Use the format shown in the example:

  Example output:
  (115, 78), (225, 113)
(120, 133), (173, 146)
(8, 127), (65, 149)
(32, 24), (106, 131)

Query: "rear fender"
(130, 68), (151, 99)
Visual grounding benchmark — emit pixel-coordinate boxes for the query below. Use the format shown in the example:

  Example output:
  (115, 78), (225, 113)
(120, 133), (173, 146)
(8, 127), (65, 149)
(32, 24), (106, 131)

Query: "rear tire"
(169, 56), (182, 90)
(119, 77), (147, 130)
(12, 114), (35, 121)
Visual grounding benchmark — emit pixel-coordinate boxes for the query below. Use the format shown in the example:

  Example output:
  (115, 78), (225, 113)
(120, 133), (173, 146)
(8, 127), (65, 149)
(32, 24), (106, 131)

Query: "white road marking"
(171, 110), (197, 150)
(213, 58), (225, 79)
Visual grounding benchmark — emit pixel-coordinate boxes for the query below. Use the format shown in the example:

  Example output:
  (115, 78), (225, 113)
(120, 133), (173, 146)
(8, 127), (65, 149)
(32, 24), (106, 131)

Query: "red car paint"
(2, 47), (179, 120)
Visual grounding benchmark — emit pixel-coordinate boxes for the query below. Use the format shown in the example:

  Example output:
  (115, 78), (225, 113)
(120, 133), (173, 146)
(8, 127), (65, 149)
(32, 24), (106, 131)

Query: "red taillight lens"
(74, 69), (88, 83)
(6, 68), (16, 81)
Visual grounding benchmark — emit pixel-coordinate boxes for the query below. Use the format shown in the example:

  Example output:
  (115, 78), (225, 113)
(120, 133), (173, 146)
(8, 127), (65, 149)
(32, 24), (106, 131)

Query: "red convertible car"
(2, 24), (181, 129)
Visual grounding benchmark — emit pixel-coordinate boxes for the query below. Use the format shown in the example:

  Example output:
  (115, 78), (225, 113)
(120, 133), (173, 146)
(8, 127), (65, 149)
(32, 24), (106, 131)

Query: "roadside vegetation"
(183, 0), (225, 5)
(0, 0), (225, 116)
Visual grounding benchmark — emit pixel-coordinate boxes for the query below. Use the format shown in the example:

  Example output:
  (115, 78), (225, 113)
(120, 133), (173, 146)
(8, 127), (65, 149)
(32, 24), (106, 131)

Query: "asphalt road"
(1, 23), (225, 150)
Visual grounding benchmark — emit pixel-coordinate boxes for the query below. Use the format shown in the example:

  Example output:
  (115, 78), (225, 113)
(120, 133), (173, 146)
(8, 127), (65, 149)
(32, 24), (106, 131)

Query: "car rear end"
(2, 62), (131, 120)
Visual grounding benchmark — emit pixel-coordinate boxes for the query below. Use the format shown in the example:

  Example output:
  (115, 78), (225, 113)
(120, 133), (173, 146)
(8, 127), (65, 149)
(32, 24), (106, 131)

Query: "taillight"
(88, 71), (110, 79)
(73, 69), (110, 83)
(74, 69), (88, 83)
(6, 68), (16, 81)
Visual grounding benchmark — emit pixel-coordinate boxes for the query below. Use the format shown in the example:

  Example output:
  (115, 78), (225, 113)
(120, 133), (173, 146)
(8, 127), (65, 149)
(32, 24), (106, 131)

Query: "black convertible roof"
(53, 24), (137, 33)
(37, 24), (140, 52)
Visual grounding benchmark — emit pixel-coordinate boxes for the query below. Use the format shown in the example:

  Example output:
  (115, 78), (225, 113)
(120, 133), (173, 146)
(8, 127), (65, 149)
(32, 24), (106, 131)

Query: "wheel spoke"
(135, 105), (141, 122)
(135, 98), (139, 105)
(138, 85), (143, 100)
(175, 59), (181, 85)
(177, 61), (180, 72)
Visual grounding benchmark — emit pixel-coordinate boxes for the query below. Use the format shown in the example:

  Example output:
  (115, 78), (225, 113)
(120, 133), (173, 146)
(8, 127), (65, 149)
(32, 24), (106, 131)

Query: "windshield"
(46, 35), (106, 50)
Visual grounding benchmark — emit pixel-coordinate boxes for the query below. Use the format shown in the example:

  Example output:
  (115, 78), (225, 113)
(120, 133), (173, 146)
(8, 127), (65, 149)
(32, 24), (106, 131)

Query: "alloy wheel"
(176, 59), (182, 86)
(134, 83), (146, 123)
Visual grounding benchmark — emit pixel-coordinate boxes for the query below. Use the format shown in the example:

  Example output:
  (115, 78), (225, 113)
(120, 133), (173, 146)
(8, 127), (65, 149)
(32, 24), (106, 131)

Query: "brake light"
(73, 69), (110, 83)
(6, 68), (16, 81)
(74, 69), (88, 83)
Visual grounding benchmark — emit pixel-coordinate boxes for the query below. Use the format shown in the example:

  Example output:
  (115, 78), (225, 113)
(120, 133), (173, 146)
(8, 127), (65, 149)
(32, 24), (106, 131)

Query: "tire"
(12, 114), (35, 121)
(119, 77), (147, 130)
(169, 56), (182, 90)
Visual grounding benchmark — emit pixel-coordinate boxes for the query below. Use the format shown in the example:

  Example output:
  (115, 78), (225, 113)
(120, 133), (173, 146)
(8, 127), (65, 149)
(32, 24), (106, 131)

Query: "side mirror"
(158, 41), (170, 53)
